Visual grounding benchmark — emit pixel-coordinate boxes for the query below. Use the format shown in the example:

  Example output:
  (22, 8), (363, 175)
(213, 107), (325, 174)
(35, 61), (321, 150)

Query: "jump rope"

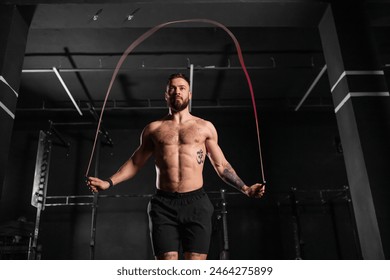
(84, 19), (266, 185)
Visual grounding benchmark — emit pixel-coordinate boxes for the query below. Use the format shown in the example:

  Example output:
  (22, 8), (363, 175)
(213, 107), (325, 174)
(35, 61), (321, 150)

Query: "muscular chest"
(153, 124), (205, 146)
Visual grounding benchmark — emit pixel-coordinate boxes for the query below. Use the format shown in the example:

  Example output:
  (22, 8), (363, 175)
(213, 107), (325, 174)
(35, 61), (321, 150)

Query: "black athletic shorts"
(147, 187), (214, 256)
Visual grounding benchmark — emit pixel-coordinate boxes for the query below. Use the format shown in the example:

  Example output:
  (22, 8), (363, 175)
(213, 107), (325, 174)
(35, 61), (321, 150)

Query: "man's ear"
(164, 91), (168, 101)
(189, 91), (192, 100)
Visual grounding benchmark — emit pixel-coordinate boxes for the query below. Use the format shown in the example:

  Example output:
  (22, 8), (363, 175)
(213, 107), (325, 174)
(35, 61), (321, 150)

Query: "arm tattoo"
(221, 164), (245, 191)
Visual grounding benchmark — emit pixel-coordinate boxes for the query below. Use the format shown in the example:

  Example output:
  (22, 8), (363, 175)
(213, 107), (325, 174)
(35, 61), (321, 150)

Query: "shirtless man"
(87, 73), (265, 260)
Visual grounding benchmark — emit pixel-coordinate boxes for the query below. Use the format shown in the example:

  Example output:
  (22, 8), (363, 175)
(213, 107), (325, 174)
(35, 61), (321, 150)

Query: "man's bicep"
(206, 138), (227, 169)
(205, 122), (227, 167)
(132, 128), (154, 167)
(128, 146), (151, 173)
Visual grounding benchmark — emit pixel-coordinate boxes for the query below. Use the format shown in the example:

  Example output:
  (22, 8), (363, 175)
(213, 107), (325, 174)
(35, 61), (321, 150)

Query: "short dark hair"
(167, 73), (190, 86)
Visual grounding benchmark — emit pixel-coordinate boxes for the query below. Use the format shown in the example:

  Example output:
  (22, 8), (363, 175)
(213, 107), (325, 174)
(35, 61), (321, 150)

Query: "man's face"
(165, 77), (191, 112)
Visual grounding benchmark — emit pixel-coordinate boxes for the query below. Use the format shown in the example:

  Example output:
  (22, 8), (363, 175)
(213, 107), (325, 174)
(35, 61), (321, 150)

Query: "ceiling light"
(0, 75), (19, 97)
(92, 9), (103, 21)
(52, 67), (83, 116)
(126, 8), (140, 21)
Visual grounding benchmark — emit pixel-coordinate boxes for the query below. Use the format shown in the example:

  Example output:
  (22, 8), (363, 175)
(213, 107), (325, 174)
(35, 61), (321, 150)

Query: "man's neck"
(168, 107), (192, 123)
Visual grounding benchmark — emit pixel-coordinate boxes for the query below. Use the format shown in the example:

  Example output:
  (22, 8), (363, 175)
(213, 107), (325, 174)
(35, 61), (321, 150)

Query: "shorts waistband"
(155, 187), (205, 198)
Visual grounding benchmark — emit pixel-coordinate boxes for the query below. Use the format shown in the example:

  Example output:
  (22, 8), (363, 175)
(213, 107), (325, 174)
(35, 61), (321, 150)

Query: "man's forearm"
(110, 158), (139, 186)
(220, 163), (247, 192)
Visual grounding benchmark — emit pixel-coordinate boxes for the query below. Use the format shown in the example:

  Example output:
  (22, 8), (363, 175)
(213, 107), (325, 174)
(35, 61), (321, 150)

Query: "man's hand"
(86, 176), (110, 193)
(242, 183), (265, 198)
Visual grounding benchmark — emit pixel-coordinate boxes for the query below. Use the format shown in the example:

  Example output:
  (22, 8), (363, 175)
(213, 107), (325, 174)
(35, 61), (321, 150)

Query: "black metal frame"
(284, 186), (361, 260)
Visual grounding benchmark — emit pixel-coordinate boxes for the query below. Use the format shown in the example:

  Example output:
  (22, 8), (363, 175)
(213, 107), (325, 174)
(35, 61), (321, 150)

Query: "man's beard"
(169, 97), (190, 112)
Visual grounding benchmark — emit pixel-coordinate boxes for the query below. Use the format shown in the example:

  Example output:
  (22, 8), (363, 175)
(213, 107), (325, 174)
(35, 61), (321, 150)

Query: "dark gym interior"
(0, 0), (389, 260)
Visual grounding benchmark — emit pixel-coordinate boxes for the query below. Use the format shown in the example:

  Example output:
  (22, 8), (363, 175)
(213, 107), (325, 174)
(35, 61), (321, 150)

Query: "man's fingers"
(87, 177), (102, 186)
(248, 183), (265, 198)
(254, 185), (265, 192)
(241, 184), (262, 197)
(86, 177), (100, 193)
(87, 177), (99, 184)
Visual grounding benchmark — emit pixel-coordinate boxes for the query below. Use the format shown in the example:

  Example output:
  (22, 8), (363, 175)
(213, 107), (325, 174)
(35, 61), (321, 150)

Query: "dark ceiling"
(8, 0), (390, 123)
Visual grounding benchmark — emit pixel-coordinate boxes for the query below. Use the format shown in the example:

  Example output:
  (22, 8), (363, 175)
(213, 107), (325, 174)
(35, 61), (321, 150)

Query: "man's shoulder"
(191, 116), (217, 136)
(193, 116), (214, 129)
(190, 115), (209, 124)
(144, 120), (163, 131)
